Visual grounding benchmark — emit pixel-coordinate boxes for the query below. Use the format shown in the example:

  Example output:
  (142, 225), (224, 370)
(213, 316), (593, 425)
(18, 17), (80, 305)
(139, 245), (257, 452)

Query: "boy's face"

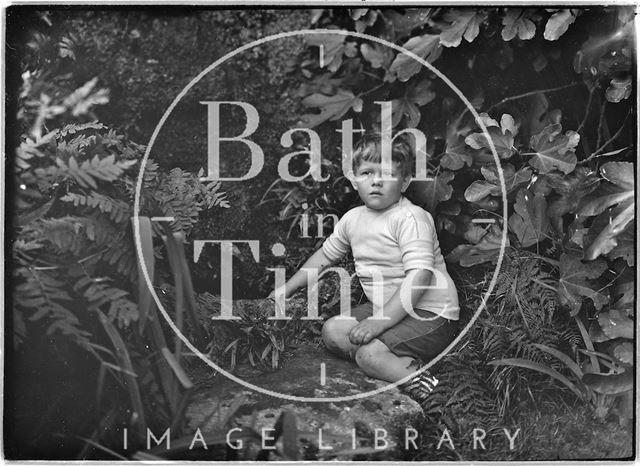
(351, 161), (411, 211)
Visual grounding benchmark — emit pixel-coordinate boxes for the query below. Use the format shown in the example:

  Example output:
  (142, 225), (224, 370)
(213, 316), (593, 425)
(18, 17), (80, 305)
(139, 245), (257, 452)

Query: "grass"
(400, 395), (633, 461)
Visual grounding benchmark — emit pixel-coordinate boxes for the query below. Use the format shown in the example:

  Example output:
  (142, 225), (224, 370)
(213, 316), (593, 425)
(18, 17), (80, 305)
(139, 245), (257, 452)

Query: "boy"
(270, 132), (459, 406)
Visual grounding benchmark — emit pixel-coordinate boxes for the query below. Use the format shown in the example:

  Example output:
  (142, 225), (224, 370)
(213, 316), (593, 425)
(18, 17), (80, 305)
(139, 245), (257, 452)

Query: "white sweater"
(322, 196), (459, 320)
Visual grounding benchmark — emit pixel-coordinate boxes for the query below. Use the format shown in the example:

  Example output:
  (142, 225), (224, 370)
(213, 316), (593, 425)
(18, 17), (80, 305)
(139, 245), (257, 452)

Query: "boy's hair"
(352, 132), (414, 178)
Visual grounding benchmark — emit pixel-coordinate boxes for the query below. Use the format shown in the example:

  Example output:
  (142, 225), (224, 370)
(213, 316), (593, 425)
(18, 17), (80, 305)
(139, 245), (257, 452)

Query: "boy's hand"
(349, 318), (388, 345)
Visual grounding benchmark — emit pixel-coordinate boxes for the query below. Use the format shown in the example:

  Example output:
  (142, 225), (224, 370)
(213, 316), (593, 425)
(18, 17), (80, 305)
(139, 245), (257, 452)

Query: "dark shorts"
(351, 302), (458, 361)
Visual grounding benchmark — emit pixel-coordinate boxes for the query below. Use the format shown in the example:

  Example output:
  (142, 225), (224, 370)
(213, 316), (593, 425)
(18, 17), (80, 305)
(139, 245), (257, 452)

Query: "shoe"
(400, 370), (439, 406)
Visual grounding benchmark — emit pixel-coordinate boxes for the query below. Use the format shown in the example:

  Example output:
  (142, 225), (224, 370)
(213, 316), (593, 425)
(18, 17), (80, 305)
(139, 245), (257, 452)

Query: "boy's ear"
(400, 175), (412, 193)
(349, 176), (359, 190)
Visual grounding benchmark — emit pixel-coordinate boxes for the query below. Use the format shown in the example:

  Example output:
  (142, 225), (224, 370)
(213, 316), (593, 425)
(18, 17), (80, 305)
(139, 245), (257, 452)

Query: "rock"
(186, 344), (423, 460)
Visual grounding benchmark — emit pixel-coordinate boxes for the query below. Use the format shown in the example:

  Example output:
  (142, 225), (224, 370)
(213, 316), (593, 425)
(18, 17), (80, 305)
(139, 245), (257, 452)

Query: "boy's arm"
(349, 268), (432, 345)
(269, 247), (337, 299)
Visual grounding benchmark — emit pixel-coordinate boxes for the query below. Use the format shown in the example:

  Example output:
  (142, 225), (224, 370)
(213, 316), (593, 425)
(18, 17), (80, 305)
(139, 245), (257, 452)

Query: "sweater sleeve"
(393, 208), (435, 272)
(322, 210), (352, 262)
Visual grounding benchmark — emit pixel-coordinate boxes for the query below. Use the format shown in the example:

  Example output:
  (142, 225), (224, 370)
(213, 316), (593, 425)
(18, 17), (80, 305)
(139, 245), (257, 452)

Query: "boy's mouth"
(369, 191), (382, 196)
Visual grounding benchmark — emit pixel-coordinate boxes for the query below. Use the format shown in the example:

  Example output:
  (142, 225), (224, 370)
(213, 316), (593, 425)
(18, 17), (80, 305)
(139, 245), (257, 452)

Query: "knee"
(321, 317), (347, 350)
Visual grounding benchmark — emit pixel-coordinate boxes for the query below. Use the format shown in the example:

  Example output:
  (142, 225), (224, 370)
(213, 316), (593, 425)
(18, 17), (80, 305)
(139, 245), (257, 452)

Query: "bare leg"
(321, 316), (360, 360)
(354, 339), (417, 383)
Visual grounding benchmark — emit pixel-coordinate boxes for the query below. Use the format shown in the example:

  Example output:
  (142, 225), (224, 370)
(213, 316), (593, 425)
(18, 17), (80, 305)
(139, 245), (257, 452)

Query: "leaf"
(384, 8), (433, 40)
(464, 164), (532, 202)
(391, 79), (435, 127)
(405, 170), (454, 213)
(557, 253), (608, 315)
(523, 92), (562, 139)
(582, 372), (632, 395)
(597, 309), (633, 340)
(508, 188), (550, 247)
(441, 138), (472, 170)
(305, 33), (346, 72)
(606, 76), (632, 103)
(274, 411), (299, 460)
(360, 43), (393, 69)
(440, 9), (485, 47)
(464, 181), (495, 203)
(464, 113), (517, 159)
(605, 222), (634, 265)
(298, 90), (362, 128)
(134, 217), (155, 333)
(489, 358), (584, 399)
(389, 34), (442, 82)
(588, 320), (609, 343)
(531, 343), (583, 378)
(613, 342), (633, 365)
(528, 124), (579, 174)
(544, 9), (577, 41)
(501, 9), (540, 41)
(545, 167), (599, 232)
(578, 162), (634, 261)
(446, 224), (507, 267)
(440, 113), (476, 170)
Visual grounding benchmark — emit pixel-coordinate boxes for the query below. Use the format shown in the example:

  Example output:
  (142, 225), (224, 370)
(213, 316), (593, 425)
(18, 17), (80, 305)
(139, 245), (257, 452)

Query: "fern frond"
(14, 268), (92, 345)
(56, 154), (137, 189)
(61, 191), (130, 223)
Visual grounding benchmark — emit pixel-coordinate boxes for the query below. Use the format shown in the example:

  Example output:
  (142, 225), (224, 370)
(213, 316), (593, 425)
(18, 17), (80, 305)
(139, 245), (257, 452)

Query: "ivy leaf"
(528, 123), (579, 174)
(558, 253), (608, 315)
(501, 9), (540, 41)
(405, 170), (454, 214)
(446, 224), (507, 267)
(298, 90), (362, 128)
(605, 76), (632, 103)
(543, 9), (577, 41)
(440, 9), (485, 48)
(391, 79), (435, 128)
(508, 188), (550, 247)
(578, 162), (634, 261)
(464, 113), (517, 159)
(389, 34), (442, 82)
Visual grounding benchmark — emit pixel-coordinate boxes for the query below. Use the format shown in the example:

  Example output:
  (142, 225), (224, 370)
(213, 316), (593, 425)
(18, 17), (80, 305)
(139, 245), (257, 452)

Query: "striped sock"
(400, 371), (439, 405)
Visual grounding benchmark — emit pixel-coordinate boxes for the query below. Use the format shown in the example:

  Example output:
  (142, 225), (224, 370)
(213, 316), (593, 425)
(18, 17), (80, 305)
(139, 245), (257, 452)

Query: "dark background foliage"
(5, 5), (635, 460)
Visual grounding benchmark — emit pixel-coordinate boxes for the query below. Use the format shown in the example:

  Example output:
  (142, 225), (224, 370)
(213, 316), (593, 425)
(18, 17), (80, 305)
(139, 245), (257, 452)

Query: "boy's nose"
(372, 174), (383, 185)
